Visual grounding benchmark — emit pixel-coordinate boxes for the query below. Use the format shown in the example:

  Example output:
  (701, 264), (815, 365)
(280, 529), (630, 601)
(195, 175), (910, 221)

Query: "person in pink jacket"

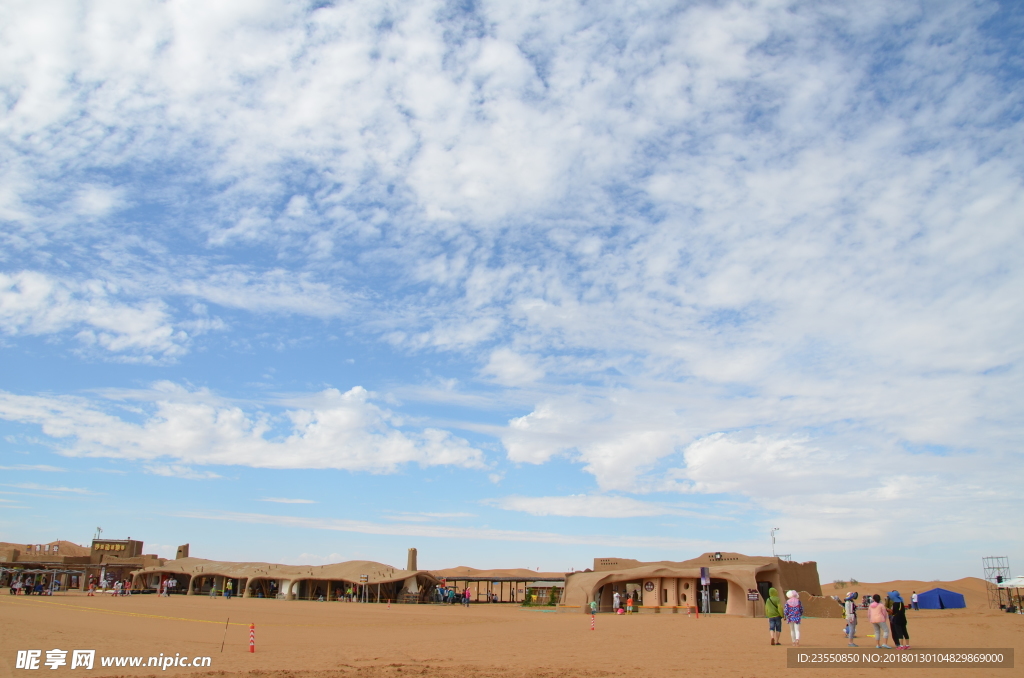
(868, 594), (892, 649)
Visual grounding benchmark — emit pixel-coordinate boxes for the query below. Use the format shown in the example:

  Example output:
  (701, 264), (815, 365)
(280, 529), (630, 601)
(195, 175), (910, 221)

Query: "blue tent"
(916, 588), (966, 609)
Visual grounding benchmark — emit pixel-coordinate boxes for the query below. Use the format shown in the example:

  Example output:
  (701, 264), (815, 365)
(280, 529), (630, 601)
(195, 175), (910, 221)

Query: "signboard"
(700, 567), (710, 586)
(644, 581), (655, 592)
(359, 574), (368, 583)
(747, 592), (760, 601)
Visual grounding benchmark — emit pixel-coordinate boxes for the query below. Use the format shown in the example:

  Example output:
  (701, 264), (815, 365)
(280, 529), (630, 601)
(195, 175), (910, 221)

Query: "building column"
(642, 578), (661, 610)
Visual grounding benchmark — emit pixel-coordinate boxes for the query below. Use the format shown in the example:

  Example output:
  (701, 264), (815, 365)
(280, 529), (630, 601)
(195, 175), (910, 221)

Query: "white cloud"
(480, 348), (544, 386)
(0, 464), (66, 472)
(173, 268), (350, 318)
(665, 431), (1022, 552)
(0, 384), (485, 473)
(381, 511), (474, 522)
(73, 185), (126, 217)
(261, 497), (316, 504)
(143, 464), (222, 480)
(502, 396), (683, 490)
(0, 271), (191, 360)
(487, 494), (726, 520)
(1, 482), (97, 495)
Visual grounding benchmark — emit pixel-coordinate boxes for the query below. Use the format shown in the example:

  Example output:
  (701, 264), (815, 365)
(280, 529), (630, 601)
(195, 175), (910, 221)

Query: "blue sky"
(1, 0), (1022, 583)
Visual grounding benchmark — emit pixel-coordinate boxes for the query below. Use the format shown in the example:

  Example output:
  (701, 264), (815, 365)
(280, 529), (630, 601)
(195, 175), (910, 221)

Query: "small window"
(53, 545), (59, 553)
(44, 544), (50, 552)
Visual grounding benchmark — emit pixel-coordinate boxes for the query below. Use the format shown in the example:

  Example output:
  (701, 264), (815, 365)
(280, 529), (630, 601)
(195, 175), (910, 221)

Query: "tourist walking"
(911, 591), (919, 611)
(613, 591), (621, 612)
(889, 591), (911, 649)
(626, 593), (634, 614)
(225, 580), (233, 599)
(869, 594), (892, 648)
(765, 587), (784, 646)
(784, 590), (803, 647)
(843, 592), (859, 646)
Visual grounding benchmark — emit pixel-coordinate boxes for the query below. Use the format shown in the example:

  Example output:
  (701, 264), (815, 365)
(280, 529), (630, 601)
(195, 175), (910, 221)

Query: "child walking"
(783, 590), (804, 647)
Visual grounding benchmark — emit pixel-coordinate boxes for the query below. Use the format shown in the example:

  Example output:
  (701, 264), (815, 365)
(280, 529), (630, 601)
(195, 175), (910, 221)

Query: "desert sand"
(2, 577), (1021, 678)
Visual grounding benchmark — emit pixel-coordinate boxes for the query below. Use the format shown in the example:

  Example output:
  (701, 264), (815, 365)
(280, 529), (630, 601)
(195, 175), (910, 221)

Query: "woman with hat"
(889, 591), (910, 649)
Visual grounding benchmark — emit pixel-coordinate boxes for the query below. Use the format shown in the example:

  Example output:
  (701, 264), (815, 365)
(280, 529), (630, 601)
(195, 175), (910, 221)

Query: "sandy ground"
(1, 579), (1021, 678)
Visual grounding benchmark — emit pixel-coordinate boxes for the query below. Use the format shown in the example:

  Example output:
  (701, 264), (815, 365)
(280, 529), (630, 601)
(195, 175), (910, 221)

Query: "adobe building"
(84, 538), (165, 589)
(562, 552), (838, 617)
(0, 540), (91, 591)
(0, 538), (163, 591)
(133, 547), (438, 602)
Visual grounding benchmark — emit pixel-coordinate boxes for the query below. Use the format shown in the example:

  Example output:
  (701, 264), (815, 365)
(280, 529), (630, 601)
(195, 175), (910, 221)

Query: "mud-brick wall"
(778, 560), (822, 596)
(799, 592), (844, 618)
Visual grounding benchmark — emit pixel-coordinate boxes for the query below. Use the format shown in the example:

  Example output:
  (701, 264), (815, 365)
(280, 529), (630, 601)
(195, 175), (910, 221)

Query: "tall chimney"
(407, 547), (418, 571)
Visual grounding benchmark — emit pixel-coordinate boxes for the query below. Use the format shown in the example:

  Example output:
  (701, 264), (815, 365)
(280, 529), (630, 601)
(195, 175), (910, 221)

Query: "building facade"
(562, 552), (827, 616)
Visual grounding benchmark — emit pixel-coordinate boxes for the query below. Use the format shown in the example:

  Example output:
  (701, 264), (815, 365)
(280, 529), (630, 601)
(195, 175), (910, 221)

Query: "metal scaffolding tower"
(982, 556), (1011, 609)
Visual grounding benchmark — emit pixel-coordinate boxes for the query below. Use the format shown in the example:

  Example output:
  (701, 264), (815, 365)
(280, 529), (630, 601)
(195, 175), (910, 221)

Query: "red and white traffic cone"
(249, 623), (255, 653)
(590, 614), (595, 631)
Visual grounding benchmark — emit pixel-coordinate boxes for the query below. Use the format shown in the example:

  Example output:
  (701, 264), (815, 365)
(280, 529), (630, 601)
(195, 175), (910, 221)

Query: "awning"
(997, 576), (1024, 589)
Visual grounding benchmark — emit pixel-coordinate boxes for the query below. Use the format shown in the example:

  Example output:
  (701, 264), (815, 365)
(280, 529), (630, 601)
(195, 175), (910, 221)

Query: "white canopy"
(996, 576), (1024, 589)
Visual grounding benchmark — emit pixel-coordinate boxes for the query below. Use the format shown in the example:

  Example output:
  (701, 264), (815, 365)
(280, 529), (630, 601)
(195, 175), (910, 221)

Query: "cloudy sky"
(1, 0), (1021, 582)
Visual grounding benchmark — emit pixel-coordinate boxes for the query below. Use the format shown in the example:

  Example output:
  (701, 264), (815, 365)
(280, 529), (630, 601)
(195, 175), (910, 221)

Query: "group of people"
(763, 587), (915, 650)
(333, 586), (359, 602)
(839, 591), (912, 649)
(433, 585), (473, 606)
(611, 590), (639, 614)
(765, 588), (804, 646)
(87, 578), (133, 596)
(7, 577), (56, 595)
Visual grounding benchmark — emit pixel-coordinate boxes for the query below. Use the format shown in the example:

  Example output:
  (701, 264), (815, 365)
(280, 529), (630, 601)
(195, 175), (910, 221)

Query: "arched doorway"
(709, 578), (729, 613)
